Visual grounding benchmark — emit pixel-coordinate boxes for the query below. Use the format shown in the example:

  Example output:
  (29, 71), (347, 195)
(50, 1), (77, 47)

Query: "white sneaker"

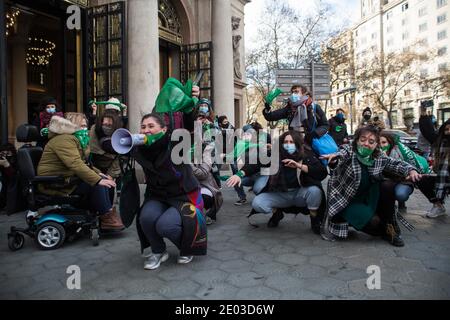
(144, 251), (169, 270)
(426, 204), (447, 218)
(177, 255), (193, 264)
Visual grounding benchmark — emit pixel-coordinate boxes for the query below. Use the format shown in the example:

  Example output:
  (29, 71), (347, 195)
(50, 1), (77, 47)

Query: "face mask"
(47, 107), (56, 114)
(73, 129), (90, 150)
(336, 113), (345, 121)
(199, 106), (209, 114)
(102, 125), (114, 136)
(221, 121), (229, 127)
(283, 143), (296, 155)
(357, 145), (374, 157)
(290, 93), (300, 103)
(144, 131), (165, 146)
(381, 144), (391, 152)
(363, 114), (371, 121)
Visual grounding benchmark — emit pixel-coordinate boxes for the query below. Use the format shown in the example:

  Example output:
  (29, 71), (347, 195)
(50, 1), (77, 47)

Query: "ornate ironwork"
(88, 1), (126, 103)
(158, 0), (182, 44)
(181, 42), (213, 103)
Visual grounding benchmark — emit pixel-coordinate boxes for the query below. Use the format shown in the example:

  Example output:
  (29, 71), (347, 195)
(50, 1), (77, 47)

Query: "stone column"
(127, 0), (160, 133)
(212, 0), (235, 125)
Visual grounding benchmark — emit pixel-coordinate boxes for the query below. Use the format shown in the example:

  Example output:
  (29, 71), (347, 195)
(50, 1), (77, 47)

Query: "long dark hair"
(379, 132), (395, 154)
(279, 130), (305, 161)
(352, 125), (381, 157)
(94, 109), (123, 138)
(434, 119), (450, 169)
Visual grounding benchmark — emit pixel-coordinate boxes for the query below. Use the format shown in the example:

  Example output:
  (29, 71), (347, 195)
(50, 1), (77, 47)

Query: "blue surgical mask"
(336, 113), (345, 121)
(290, 94), (300, 103)
(283, 143), (296, 155)
(47, 107), (56, 114)
(199, 106), (209, 114)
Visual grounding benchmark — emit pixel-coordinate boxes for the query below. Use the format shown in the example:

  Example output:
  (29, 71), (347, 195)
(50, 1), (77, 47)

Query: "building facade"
(325, 0), (450, 131)
(0, 0), (250, 143)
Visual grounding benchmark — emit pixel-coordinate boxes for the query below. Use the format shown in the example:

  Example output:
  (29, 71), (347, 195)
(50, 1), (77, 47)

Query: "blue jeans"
(252, 186), (322, 214)
(72, 182), (112, 215)
(231, 163), (246, 200)
(242, 173), (269, 195)
(139, 200), (182, 254)
(395, 183), (414, 203)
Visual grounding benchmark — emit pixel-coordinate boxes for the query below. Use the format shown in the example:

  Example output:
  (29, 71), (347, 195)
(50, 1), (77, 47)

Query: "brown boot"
(100, 207), (125, 231)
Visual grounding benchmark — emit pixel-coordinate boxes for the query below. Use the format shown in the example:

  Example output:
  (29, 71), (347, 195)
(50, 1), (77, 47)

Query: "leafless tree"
(355, 51), (426, 128)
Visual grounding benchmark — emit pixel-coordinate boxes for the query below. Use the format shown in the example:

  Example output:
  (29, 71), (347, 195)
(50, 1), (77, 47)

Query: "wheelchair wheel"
(36, 222), (66, 250)
(91, 228), (99, 246)
(8, 233), (25, 251)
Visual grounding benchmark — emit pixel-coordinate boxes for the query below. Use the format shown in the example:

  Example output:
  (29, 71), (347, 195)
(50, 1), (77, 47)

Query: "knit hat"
(105, 97), (127, 112)
(242, 124), (252, 132)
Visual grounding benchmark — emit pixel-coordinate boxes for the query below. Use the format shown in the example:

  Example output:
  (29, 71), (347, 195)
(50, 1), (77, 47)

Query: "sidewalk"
(0, 184), (449, 299)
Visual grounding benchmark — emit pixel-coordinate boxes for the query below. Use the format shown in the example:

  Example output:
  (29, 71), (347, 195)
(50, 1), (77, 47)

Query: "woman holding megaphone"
(126, 113), (207, 270)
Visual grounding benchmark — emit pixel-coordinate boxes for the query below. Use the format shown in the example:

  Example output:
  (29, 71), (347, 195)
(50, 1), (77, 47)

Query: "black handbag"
(119, 156), (141, 228)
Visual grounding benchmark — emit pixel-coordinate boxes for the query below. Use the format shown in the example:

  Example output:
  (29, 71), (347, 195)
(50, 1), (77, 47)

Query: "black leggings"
(362, 180), (397, 236)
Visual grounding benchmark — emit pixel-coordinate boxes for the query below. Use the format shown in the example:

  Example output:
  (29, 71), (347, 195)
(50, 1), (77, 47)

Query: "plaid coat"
(326, 144), (415, 238)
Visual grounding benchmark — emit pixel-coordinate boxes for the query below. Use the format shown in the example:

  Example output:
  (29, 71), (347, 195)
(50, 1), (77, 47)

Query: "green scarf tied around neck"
(381, 144), (391, 153)
(356, 145), (375, 166)
(73, 129), (90, 150)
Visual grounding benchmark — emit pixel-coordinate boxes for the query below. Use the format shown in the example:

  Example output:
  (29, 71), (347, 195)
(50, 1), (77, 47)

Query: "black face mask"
(363, 114), (371, 121)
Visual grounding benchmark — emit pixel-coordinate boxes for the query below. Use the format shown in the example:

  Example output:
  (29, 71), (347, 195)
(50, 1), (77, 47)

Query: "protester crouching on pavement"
(37, 113), (124, 232)
(263, 85), (329, 145)
(320, 126), (422, 247)
(227, 130), (327, 233)
(379, 132), (436, 215)
(134, 112), (207, 270)
(419, 115), (450, 218)
(191, 113), (223, 225)
(89, 109), (123, 206)
(329, 108), (349, 146)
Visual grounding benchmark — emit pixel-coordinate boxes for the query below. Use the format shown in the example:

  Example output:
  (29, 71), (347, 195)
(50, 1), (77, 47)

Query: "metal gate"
(87, 1), (126, 104)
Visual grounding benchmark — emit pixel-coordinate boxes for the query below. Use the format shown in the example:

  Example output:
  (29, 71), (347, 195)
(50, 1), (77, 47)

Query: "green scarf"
(356, 145), (375, 166)
(381, 144), (391, 153)
(145, 131), (165, 146)
(73, 129), (90, 150)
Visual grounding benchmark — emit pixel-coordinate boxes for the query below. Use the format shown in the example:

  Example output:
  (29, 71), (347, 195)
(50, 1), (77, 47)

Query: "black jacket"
(329, 116), (348, 146)
(419, 115), (437, 145)
(263, 102), (329, 143)
(241, 147), (328, 191)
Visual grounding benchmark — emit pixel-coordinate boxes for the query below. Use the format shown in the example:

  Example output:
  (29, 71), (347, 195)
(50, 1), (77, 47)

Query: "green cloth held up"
(224, 140), (260, 162)
(155, 78), (199, 114)
(341, 165), (379, 230)
(394, 138), (432, 174)
(265, 88), (283, 105)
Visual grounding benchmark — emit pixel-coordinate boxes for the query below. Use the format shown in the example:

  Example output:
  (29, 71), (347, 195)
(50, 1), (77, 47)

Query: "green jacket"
(37, 116), (102, 196)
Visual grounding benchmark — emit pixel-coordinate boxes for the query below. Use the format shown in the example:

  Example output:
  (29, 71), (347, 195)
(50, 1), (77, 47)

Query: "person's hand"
(226, 175), (242, 187)
(99, 173), (113, 181)
(192, 85), (200, 98)
(264, 102), (271, 112)
(0, 157), (10, 168)
(343, 138), (349, 144)
(320, 153), (338, 163)
(98, 178), (116, 188)
(266, 143), (272, 150)
(406, 170), (422, 183)
(282, 159), (301, 169)
(91, 103), (97, 114)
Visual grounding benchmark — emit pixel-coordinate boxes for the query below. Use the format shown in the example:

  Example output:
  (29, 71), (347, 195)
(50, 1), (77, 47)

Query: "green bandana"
(356, 145), (375, 166)
(40, 128), (49, 137)
(73, 129), (90, 150)
(335, 126), (343, 133)
(381, 144), (391, 153)
(144, 131), (165, 146)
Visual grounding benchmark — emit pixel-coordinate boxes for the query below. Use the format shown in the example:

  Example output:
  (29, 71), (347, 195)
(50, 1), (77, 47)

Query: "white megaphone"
(111, 128), (146, 154)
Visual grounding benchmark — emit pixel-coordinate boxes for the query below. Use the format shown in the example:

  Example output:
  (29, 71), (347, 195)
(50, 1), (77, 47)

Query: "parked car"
(382, 129), (418, 150)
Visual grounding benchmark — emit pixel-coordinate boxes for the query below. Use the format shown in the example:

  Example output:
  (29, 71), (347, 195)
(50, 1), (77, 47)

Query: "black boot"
(383, 223), (404, 247)
(267, 209), (284, 228)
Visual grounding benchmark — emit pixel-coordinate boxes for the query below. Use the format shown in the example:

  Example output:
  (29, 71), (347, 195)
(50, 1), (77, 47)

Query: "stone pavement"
(0, 183), (449, 300)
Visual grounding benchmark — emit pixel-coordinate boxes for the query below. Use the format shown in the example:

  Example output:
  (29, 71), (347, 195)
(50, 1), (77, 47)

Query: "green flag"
(265, 88), (283, 105)
(155, 78), (199, 114)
